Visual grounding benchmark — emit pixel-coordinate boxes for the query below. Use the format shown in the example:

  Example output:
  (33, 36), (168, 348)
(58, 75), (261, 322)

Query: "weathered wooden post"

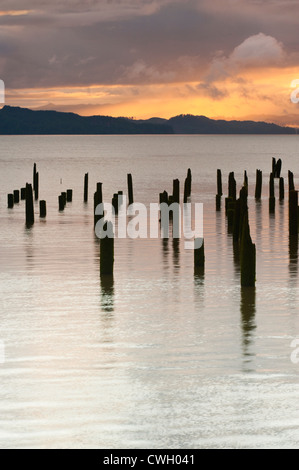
(225, 196), (233, 216)
(269, 173), (275, 213)
(34, 171), (39, 200)
(94, 182), (103, 226)
(228, 172), (236, 201)
(33, 163), (37, 190)
(216, 194), (221, 211)
(183, 177), (188, 203)
(7, 194), (14, 208)
(288, 170), (295, 192)
(276, 158), (282, 178)
(39, 200), (46, 218)
(173, 179), (180, 204)
(25, 183), (34, 226)
(279, 177), (284, 201)
(240, 212), (256, 287)
(289, 189), (298, 236)
(159, 191), (168, 205)
(217, 169), (222, 196)
(61, 191), (67, 207)
(127, 173), (134, 205)
(233, 198), (241, 243)
(58, 194), (65, 211)
(194, 238), (205, 268)
(21, 187), (26, 200)
(186, 168), (192, 197)
(227, 201), (236, 230)
(112, 193), (119, 215)
(66, 189), (73, 202)
(13, 190), (20, 204)
(255, 169), (262, 200)
(84, 173), (88, 203)
(243, 170), (248, 194)
(272, 157), (276, 175)
(100, 221), (114, 276)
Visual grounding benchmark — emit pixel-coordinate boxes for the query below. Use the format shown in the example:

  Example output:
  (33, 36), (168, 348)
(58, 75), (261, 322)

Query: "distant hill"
(0, 106), (173, 135)
(0, 106), (297, 135)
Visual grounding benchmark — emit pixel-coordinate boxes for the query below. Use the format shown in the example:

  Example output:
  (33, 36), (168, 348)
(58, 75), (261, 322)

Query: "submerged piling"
(58, 194), (65, 211)
(127, 173), (134, 205)
(25, 183), (34, 226)
(100, 221), (114, 276)
(217, 169), (222, 196)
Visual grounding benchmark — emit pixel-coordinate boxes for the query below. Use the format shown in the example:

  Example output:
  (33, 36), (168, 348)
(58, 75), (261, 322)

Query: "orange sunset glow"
(1, 1), (299, 126)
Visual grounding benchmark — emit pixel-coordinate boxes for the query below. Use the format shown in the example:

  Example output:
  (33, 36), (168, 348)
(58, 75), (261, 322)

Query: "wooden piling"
(228, 172), (236, 201)
(289, 189), (298, 236)
(84, 173), (88, 203)
(94, 182), (103, 226)
(288, 170), (295, 192)
(233, 198), (241, 243)
(112, 193), (119, 215)
(276, 158), (282, 178)
(272, 157), (276, 175)
(269, 173), (275, 213)
(186, 168), (192, 197)
(34, 171), (39, 200)
(13, 190), (20, 204)
(25, 183), (34, 226)
(58, 194), (65, 211)
(66, 189), (73, 202)
(127, 173), (134, 205)
(21, 187), (26, 200)
(33, 163), (37, 190)
(240, 212), (256, 287)
(172, 179), (180, 204)
(243, 170), (248, 194)
(194, 238), (205, 268)
(7, 194), (14, 208)
(279, 177), (284, 201)
(61, 191), (67, 207)
(216, 194), (221, 211)
(100, 221), (114, 276)
(255, 169), (262, 200)
(217, 169), (222, 196)
(39, 200), (46, 218)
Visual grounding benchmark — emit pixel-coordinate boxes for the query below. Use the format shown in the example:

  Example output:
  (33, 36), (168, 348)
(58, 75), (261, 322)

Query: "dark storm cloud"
(0, 0), (298, 89)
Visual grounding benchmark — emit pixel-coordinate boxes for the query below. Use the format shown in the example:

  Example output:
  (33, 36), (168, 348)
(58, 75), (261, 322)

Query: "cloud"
(207, 33), (284, 81)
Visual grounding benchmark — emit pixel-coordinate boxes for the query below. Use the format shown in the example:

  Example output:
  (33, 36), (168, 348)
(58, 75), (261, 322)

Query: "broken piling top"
(172, 179), (180, 204)
(275, 158), (282, 178)
(100, 221), (114, 276)
(288, 170), (295, 192)
(7, 194), (14, 208)
(127, 173), (134, 205)
(240, 212), (256, 287)
(279, 177), (284, 201)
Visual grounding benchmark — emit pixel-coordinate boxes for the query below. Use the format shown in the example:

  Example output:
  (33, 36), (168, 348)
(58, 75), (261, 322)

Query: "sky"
(1, 0), (299, 125)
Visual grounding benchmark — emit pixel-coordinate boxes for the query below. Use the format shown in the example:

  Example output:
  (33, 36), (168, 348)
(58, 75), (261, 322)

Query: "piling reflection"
(289, 235), (298, 278)
(100, 275), (114, 313)
(240, 286), (256, 369)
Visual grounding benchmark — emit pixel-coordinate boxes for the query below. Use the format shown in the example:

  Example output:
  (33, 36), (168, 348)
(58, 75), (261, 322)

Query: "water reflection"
(172, 236), (180, 268)
(289, 235), (298, 279)
(240, 286), (256, 369)
(100, 275), (114, 313)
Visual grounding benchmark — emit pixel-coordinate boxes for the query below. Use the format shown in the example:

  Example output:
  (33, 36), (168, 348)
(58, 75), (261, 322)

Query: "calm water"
(1, 135), (299, 449)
